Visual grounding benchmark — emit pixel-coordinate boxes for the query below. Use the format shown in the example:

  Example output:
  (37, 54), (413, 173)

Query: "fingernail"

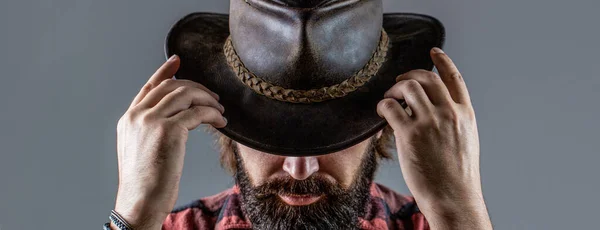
(220, 104), (225, 112)
(168, 54), (178, 62)
(432, 47), (444, 53)
(223, 117), (228, 124)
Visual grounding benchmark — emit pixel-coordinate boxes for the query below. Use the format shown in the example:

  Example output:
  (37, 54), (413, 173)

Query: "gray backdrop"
(1, 0), (598, 229)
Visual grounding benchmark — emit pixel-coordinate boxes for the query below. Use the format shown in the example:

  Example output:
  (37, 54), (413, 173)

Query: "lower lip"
(278, 194), (323, 206)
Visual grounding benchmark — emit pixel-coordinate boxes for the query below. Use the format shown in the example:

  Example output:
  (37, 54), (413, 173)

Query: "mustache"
(252, 174), (345, 199)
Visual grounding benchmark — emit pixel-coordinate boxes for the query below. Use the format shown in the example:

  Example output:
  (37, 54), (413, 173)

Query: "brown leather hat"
(165, 0), (445, 156)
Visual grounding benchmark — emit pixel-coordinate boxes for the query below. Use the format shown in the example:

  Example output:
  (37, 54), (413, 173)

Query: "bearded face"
(233, 137), (379, 230)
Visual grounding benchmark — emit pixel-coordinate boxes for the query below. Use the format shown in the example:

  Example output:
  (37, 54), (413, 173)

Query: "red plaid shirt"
(163, 183), (429, 230)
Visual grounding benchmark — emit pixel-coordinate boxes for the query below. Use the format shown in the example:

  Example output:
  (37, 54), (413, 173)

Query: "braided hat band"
(223, 29), (389, 104)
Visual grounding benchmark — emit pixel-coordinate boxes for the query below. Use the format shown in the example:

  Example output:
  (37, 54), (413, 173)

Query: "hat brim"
(165, 12), (445, 156)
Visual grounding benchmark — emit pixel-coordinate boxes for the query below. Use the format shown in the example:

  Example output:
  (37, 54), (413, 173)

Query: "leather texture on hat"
(165, 4), (445, 156)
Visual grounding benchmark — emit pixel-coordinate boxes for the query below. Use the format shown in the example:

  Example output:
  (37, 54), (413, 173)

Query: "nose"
(283, 157), (319, 180)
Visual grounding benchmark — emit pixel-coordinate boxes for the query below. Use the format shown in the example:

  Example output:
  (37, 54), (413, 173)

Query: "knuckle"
(412, 69), (431, 75)
(404, 69), (440, 83)
(403, 79), (421, 91)
(189, 106), (213, 121)
(188, 106), (221, 125)
(425, 71), (440, 80)
(195, 88), (211, 99)
(141, 82), (155, 91)
(380, 99), (398, 111)
(178, 79), (196, 88)
(401, 70), (418, 78)
(203, 107), (220, 118)
(448, 72), (464, 81)
(181, 79), (209, 91)
(139, 111), (157, 125)
(178, 79), (193, 84)
(438, 108), (459, 121)
(181, 79), (202, 87)
(160, 78), (176, 86)
(121, 112), (135, 123)
(117, 112), (135, 129)
(173, 85), (191, 94)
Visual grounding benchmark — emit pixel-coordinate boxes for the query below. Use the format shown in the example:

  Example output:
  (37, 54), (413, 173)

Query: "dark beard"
(233, 137), (379, 230)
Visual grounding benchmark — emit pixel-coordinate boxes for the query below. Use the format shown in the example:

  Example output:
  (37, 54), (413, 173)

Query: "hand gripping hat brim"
(165, 11), (445, 156)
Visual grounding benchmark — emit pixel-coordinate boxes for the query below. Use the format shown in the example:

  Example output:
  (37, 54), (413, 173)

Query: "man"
(107, 1), (493, 229)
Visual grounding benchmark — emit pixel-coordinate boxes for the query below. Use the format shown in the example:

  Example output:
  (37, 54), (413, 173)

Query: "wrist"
(417, 194), (492, 230)
(111, 210), (165, 230)
(114, 198), (170, 229)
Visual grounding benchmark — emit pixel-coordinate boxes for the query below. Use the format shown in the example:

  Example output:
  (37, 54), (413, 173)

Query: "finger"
(152, 86), (224, 118)
(377, 98), (412, 128)
(430, 48), (472, 104)
(186, 81), (219, 101)
(154, 78), (220, 101)
(136, 79), (220, 110)
(383, 79), (434, 118)
(170, 106), (227, 130)
(395, 69), (454, 106)
(129, 55), (180, 109)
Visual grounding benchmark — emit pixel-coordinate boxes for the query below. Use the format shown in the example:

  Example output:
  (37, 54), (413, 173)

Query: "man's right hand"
(113, 55), (227, 229)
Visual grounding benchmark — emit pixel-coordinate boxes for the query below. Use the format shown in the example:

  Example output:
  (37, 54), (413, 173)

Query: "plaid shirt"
(163, 183), (429, 230)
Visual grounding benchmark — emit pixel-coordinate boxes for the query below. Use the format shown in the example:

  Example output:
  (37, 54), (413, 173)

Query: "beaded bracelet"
(103, 210), (133, 230)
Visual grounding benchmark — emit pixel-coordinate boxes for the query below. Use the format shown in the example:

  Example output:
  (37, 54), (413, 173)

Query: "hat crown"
(229, 0), (383, 90)
(270, 0), (339, 8)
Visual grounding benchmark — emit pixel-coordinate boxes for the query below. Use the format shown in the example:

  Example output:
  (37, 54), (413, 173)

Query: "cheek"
(238, 145), (284, 186)
(318, 146), (366, 188)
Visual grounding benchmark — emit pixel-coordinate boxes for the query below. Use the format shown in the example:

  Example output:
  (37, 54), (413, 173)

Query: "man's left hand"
(377, 48), (492, 230)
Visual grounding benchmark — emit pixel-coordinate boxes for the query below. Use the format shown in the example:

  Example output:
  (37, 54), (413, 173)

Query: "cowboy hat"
(165, 0), (445, 156)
